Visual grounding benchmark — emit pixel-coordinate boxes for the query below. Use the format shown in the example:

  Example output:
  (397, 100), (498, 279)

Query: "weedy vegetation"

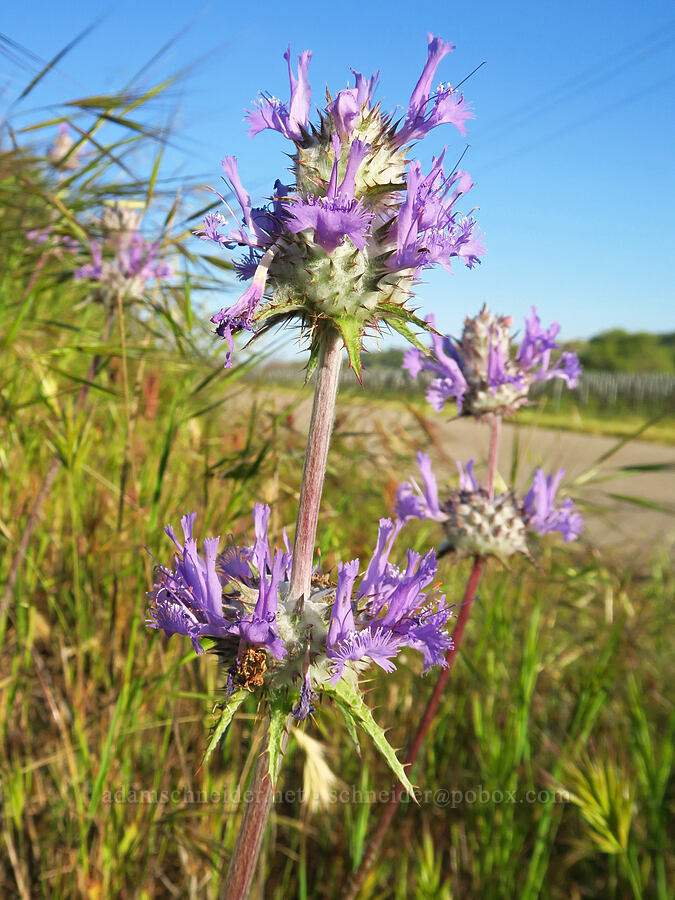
(0, 35), (673, 900)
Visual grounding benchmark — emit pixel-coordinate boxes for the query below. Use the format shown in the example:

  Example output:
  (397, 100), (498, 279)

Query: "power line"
(478, 19), (675, 142)
(476, 72), (675, 174)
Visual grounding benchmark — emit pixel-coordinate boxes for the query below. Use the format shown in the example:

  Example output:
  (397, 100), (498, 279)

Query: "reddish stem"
(342, 558), (485, 900)
(220, 715), (291, 900)
(487, 414), (501, 501)
(343, 415), (502, 899)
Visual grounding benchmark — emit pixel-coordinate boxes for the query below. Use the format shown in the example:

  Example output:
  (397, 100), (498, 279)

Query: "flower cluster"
(147, 505), (453, 719)
(395, 452), (583, 558)
(404, 305), (582, 417)
(75, 205), (171, 299)
(198, 36), (484, 372)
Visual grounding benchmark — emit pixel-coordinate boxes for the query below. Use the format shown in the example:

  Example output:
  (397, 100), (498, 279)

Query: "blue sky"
(3, 0), (675, 342)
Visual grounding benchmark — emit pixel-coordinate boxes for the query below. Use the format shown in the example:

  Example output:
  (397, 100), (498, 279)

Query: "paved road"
(271, 386), (675, 562)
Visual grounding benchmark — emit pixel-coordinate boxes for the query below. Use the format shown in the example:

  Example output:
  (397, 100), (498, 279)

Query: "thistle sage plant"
(148, 34), (485, 899)
(344, 306), (584, 899)
(75, 202), (172, 299)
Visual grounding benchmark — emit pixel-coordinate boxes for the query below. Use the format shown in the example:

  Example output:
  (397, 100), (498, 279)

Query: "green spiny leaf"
(323, 679), (416, 798)
(256, 301), (305, 324)
(335, 699), (361, 757)
(333, 315), (363, 382)
(380, 314), (428, 353)
(201, 690), (249, 767)
(376, 300), (430, 331)
(266, 696), (289, 783)
(305, 337), (321, 382)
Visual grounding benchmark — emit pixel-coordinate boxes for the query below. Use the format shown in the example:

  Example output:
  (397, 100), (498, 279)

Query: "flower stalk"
(220, 326), (342, 897)
(486, 415), (501, 500)
(289, 325), (343, 603)
(343, 557), (485, 900)
(343, 415), (502, 899)
(220, 713), (292, 900)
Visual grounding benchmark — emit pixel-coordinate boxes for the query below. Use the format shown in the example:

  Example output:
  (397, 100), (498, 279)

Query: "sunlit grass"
(1, 42), (673, 900)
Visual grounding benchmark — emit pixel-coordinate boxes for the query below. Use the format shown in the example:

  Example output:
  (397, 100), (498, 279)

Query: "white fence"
(259, 364), (675, 411)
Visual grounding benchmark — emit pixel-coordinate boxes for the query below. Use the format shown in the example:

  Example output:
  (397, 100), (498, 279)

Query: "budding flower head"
(100, 201), (143, 239)
(47, 122), (81, 171)
(395, 452), (583, 559)
(199, 36), (485, 377)
(146, 505), (454, 721)
(404, 305), (582, 418)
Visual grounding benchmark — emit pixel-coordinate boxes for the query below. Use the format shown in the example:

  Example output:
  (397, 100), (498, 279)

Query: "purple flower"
(246, 46), (312, 141)
(403, 314), (468, 411)
(74, 241), (104, 282)
(327, 628), (405, 685)
(210, 277), (265, 368)
(394, 451), (447, 522)
(390, 157), (484, 275)
(228, 548), (288, 659)
(356, 517), (403, 602)
(405, 305), (582, 417)
(148, 502), (454, 716)
(523, 469), (584, 542)
(26, 225), (79, 254)
(394, 34), (473, 147)
(196, 213), (230, 247)
(148, 514), (235, 654)
(326, 518), (452, 683)
(74, 232), (171, 298)
(327, 560), (359, 647)
(457, 459), (478, 492)
(234, 248), (262, 281)
(147, 506), (289, 658)
(199, 157), (276, 250)
(284, 136), (373, 253)
(396, 455), (583, 558)
(202, 35), (484, 370)
(327, 70), (378, 140)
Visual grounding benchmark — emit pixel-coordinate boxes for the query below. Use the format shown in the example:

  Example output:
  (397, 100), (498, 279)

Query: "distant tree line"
(363, 330), (675, 373)
(570, 330), (675, 373)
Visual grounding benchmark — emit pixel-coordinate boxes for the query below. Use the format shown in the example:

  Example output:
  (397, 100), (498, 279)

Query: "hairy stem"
(487, 414), (501, 500)
(220, 714), (291, 900)
(222, 328), (342, 899)
(289, 327), (343, 603)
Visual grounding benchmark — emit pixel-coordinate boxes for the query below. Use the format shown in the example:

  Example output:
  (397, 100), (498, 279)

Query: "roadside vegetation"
(0, 42), (672, 900)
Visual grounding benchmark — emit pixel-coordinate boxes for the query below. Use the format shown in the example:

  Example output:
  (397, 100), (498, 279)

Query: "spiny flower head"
(75, 207), (171, 299)
(198, 35), (484, 377)
(395, 452), (583, 559)
(404, 305), (582, 417)
(100, 201), (142, 238)
(147, 506), (453, 721)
